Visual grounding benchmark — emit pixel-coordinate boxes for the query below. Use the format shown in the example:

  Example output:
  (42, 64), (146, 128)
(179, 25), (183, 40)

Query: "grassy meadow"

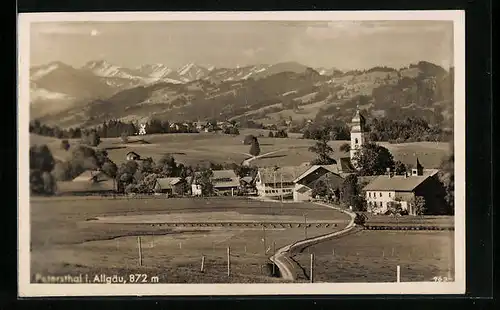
(293, 229), (455, 283)
(30, 129), (450, 169)
(30, 197), (351, 283)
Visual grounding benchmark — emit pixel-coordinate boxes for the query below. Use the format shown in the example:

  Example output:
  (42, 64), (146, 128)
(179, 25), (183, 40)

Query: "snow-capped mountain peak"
(82, 60), (140, 80)
(30, 61), (70, 80)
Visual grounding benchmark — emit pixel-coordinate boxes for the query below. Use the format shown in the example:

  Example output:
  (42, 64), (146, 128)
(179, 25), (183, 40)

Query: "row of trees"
(301, 116), (447, 143)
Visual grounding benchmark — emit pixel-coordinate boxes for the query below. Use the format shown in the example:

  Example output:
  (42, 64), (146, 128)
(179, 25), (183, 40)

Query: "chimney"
(386, 167), (393, 178)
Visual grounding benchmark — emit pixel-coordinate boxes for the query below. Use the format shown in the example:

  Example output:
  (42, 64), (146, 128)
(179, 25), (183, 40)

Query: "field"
(30, 197), (351, 283)
(292, 229), (455, 283)
(30, 129), (450, 169)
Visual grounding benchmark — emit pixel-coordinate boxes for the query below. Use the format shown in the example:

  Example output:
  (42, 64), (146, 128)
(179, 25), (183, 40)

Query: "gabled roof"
(212, 170), (240, 188)
(56, 179), (114, 193)
(293, 164), (340, 183)
(193, 170), (240, 188)
(72, 170), (112, 182)
(338, 157), (356, 173)
(240, 176), (255, 184)
(362, 169), (439, 192)
(258, 166), (310, 184)
(155, 177), (184, 190)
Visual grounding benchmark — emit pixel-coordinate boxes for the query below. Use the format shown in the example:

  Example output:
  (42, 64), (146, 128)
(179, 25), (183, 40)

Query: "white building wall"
(191, 184), (202, 196)
(365, 190), (416, 214)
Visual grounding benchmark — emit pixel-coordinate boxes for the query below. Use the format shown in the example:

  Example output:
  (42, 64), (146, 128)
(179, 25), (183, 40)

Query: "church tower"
(350, 105), (368, 168)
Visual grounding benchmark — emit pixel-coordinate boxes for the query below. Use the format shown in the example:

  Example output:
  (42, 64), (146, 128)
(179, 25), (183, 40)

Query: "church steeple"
(412, 157), (424, 176)
(350, 105), (368, 169)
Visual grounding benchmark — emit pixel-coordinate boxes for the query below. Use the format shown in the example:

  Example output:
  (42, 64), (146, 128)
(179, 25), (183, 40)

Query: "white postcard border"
(18, 10), (466, 297)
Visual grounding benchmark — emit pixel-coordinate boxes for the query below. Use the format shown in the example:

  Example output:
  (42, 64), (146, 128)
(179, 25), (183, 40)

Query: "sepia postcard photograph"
(18, 11), (465, 297)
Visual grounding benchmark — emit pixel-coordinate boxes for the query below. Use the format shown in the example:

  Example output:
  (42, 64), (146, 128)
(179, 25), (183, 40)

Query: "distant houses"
(154, 177), (188, 196)
(126, 151), (141, 161)
(192, 169), (240, 196)
(55, 170), (115, 196)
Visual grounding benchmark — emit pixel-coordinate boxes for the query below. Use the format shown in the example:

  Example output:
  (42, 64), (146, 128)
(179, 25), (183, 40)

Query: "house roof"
(126, 151), (140, 156)
(56, 179), (115, 194)
(193, 170), (240, 188)
(212, 170), (240, 188)
(240, 176), (255, 184)
(72, 170), (112, 182)
(155, 177), (183, 190)
(362, 169), (439, 192)
(258, 166), (310, 184)
(293, 165), (340, 183)
(337, 157), (356, 173)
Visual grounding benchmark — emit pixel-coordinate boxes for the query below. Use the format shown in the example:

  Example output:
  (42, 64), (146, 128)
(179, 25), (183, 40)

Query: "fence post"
(137, 236), (143, 266)
(310, 253), (314, 283)
(396, 265), (401, 283)
(227, 246), (231, 277)
(201, 255), (205, 273)
(272, 241), (276, 275)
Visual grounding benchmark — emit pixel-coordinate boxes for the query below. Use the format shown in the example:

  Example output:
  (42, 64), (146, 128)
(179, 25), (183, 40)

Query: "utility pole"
(280, 172), (283, 213)
(304, 213), (308, 239)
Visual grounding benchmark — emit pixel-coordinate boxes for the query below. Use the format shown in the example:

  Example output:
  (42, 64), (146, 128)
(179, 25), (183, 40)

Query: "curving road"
(269, 202), (357, 281)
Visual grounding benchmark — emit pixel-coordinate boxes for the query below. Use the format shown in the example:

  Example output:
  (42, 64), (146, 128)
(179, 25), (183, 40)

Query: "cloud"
(242, 47), (264, 58)
(305, 21), (452, 40)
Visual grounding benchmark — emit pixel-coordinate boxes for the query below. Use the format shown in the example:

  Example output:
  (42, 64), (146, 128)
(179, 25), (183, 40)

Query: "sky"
(29, 20), (454, 71)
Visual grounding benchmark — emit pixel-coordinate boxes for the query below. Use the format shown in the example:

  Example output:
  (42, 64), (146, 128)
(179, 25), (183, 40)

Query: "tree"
(249, 138), (261, 157)
(353, 142), (395, 176)
(29, 145), (56, 195)
(394, 161), (407, 175)
(81, 130), (101, 147)
(341, 174), (359, 206)
(120, 132), (129, 143)
(309, 137), (336, 165)
(311, 180), (328, 198)
(411, 196), (427, 216)
(60, 139), (70, 151)
(243, 135), (256, 145)
(339, 143), (350, 153)
(30, 145), (55, 173)
(197, 168), (214, 196)
(268, 131), (274, 138)
(438, 152), (454, 215)
(156, 154), (178, 177)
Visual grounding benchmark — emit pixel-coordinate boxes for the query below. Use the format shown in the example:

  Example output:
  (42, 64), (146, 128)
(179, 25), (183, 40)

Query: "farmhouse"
(126, 151), (141, 161)
(192, 169), (240, 196)
(292, 165), (344, 202)
(154, 177), (187, 196)
(56, 170), (115, 196)
(363, 159), (441, 215)
(255, 166), (309, 199)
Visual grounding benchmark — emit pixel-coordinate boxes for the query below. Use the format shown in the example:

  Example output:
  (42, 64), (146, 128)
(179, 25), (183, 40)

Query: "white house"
(255, 166), (309, 199)
(191, 169), (240, 196)
(363, 160), (439, 215)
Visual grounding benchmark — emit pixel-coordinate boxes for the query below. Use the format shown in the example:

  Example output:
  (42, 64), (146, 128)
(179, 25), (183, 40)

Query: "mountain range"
(29, 60), (454, 130)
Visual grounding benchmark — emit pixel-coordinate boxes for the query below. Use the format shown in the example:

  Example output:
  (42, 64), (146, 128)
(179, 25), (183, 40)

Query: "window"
(379, 192), (382, 197)
(389, 192), (391, 198)
(355, 138), (359, 144)
(380, 201), (383, 207)
(368, 192), (371, 198)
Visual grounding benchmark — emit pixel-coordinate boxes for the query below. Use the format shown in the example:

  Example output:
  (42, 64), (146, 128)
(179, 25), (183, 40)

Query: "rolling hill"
(30, 60), (454, 130)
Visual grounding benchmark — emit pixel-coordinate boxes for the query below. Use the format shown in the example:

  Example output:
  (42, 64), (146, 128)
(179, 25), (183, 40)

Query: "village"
(52, 107), (448, 217)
